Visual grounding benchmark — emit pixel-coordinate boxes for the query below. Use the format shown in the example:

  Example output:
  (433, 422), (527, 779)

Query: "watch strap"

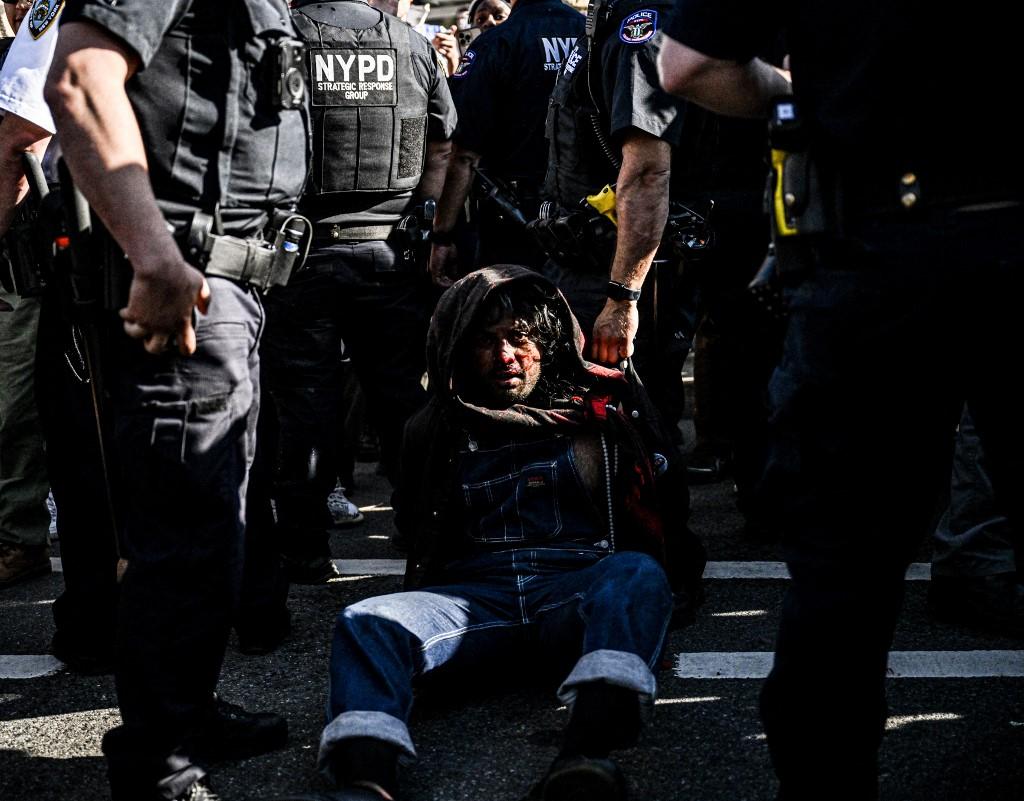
(607, 280), (641, 302)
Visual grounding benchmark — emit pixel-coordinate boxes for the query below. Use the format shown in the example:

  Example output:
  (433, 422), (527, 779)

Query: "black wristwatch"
(429, 229), (456, 246)
(606, 280), (641, 302)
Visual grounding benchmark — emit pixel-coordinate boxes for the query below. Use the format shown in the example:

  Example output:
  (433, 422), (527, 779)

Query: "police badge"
(28, 0), (64, 41)
(619, 9), (657, 45)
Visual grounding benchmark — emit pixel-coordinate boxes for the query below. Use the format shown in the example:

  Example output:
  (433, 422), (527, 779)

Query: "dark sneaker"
(527, 756), (628, 801)
(282, 555), (343, 585)
(188, 696), (288, 762)
(52, 629), (115, 675)
(0, 542), (51, 589)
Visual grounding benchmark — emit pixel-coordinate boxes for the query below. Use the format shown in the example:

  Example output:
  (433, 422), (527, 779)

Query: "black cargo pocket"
(147, 401), (189, 465)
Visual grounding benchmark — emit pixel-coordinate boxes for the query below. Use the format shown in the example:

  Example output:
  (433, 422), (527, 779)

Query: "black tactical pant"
(260, 239), (433, 562)
(101, 278), (262, 798)
(758, 203), (1024, 799)
(34, 296), (121, 662)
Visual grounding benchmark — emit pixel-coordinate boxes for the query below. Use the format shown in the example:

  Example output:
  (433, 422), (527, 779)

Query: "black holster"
(178, 209), (311, 293)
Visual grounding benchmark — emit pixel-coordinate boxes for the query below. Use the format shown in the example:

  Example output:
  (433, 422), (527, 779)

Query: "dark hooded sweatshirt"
(396, 266), (705, 618)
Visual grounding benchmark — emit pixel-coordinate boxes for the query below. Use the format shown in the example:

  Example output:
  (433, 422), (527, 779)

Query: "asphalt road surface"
(2, 410), (1023, 800)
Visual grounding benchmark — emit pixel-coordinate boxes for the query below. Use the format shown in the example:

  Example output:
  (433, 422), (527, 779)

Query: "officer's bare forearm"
(45, 22), (179, 275)
(434, 143), (479, 232)
(658, 38), (790, 118)
(608, 133), (671, 291)
(0, 113), (50, 238)
(417, 139), (453, 207)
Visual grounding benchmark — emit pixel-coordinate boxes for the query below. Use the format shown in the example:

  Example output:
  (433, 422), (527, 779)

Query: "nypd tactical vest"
(292, 1), (429, 197)
(544, 33), (614, 212)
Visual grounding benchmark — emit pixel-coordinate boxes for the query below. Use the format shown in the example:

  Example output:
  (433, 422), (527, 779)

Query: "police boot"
(270, 737), (400, 800)
(527, 682), (639, 801)
(186, 694), (288, 762)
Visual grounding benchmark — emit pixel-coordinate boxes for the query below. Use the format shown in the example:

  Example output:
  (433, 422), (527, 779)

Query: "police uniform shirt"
(0, 0), (63, 133)
(62, 0), (309, 236)
(543, 0), (687, 210)
(449, 0), (584, 188)
(665, 0), (1022, 192)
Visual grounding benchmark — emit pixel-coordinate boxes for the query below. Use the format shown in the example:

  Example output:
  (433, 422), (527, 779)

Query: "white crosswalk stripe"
(674, 650), (1024, 679)
(46, 557), (936, 580)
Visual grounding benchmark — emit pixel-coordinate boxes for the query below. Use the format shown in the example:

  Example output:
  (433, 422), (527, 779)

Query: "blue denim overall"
(319, 432), (673, 771)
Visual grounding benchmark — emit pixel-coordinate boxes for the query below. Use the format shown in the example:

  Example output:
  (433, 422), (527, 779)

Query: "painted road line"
(333, 559), (406, 576)
(675, 650), (1024, 680)
(0, 655), (64, 680)
(49, 558), (932, 580)
(702, 561), (931, 580)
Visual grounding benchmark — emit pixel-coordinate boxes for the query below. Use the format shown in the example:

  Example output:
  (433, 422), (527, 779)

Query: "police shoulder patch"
(28, 0), (64, 41)
(452, 49), (476, 79)
(619, 9), (658, 45)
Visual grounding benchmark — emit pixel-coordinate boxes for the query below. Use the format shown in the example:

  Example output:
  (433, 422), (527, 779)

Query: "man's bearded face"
(467, 313), (542, 407)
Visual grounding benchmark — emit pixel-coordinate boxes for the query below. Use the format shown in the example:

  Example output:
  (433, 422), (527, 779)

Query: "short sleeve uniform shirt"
(0, 0), (64, 133)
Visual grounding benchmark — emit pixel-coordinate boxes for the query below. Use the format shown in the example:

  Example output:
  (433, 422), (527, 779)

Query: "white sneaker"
(47, 491), (57, 539)
(328, 485), (364, 527)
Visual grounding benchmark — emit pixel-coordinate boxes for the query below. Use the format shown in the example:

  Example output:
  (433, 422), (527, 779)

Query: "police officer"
(0, 0), (125, 676)
(45, 1), (309, 798)
(0, 0), (54, 593)
(260, 0), (455, 583)
(660, 2), (1024, 798)
(428, 0), (584, 282)
(536, 0), (704, 430)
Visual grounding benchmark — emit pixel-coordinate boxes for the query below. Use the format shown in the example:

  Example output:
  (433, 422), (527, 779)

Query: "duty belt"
(182, 210), (312, 293)
(315, 223), (395, 242)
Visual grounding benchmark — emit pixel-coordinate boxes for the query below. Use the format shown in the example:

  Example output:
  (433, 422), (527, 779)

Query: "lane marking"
(333, 559), (405, 576)
(0, 655), (64, 680)
(886, 713), (962, 730)
(710, 609), (768, 618)
(48, 558), (934, 580)
(702, 561), (931, 580)
(675, 650), (1024, 680)
(655, 695), (721, 705)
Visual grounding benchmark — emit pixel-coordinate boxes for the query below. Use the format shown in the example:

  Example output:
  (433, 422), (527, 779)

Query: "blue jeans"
(318, 549), (672, 775)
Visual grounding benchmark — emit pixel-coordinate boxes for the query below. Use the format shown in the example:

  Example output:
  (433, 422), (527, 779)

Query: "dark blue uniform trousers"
(260, 240), (432, 560)
(101, 278), (262, 798)
(758, 203), (1024, 799)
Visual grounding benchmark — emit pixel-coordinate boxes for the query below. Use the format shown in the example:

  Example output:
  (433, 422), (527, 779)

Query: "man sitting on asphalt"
(276, 265), (705, 801)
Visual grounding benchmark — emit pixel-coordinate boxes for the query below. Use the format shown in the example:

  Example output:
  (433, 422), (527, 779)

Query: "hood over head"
(426, 265), (622, 429)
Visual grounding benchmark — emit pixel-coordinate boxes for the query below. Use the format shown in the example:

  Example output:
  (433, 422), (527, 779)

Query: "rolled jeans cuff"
(557, 648), (658, 709)
(318, 710), (417, 780)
